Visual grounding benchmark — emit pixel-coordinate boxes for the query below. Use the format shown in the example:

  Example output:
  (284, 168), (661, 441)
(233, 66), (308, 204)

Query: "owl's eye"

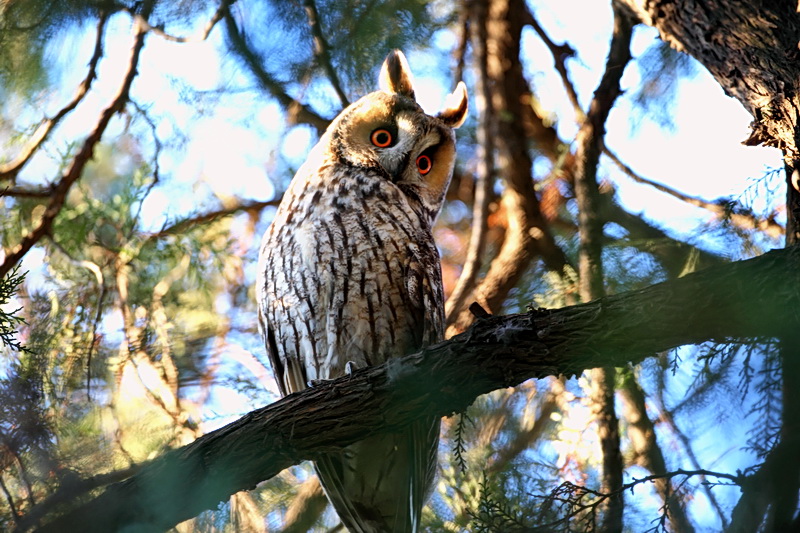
(371, 128), (393, 147)
(416, 154), (433, 175)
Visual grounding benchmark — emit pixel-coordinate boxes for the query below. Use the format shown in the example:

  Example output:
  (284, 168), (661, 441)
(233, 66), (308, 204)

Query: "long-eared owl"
(257, 50), (468, 532)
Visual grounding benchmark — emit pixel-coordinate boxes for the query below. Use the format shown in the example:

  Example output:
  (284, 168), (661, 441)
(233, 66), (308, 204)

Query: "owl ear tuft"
(379, 50), (416, 100)
(437, 81), (468, 129)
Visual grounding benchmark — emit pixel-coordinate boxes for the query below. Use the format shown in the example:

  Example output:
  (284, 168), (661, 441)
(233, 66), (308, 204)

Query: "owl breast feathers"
(257, 50), (467, 532)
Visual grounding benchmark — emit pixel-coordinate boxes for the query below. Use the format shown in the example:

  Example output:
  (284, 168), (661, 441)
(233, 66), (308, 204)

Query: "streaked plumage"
(257, 50), (467, 532)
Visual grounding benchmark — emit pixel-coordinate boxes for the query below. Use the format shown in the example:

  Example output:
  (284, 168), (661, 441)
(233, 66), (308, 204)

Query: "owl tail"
(315, 417), (440, 533)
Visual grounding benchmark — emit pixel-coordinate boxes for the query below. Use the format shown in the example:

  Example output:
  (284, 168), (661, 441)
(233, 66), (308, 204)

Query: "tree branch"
(0, 3), (152, 279)
(30, 245), (800, 533)
(523, 5), (583, 118)
(447, 0), (571, 336)
(605, 148), (784, 239)
(124, 0), (229, 43)
(573, 6), (633, 530)
(445, 0), (495, 324)
(142, 198), (282, 242)
(0, 12), (109, 183)
(221, 3), (330, 134)
(617, 0), (800, 158)
(302, 0), (349, 107)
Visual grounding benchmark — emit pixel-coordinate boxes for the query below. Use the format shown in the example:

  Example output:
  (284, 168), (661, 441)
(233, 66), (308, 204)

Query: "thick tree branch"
(31, 245), (800, 533)
(0, 4), (152, 279)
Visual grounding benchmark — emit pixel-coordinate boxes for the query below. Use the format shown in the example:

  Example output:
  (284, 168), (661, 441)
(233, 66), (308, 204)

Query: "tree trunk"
(619, 0), (800, 158)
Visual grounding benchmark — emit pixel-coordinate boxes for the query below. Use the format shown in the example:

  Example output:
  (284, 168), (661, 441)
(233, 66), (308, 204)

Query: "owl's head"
(326, 50), (468, 222)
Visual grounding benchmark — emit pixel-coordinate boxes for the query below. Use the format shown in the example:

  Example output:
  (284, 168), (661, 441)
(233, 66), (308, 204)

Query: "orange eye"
(371, 128), (393, 147)
(416, 154), (432, 175)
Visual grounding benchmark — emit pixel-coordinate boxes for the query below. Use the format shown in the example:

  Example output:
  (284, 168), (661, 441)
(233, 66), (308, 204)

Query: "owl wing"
(256, 227), (312, 397)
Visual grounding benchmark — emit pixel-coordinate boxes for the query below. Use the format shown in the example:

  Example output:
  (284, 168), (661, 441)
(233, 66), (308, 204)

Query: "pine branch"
(123, 0), (230, 43)
(302, 0), (349, 107)
(29, 245), (800, 533)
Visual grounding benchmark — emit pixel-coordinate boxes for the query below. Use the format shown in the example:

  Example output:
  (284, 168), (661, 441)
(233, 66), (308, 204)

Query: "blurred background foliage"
(0, 0), (788, 531)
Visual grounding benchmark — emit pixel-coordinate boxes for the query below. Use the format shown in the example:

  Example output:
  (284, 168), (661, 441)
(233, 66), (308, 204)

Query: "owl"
(257, 50), (467, 532)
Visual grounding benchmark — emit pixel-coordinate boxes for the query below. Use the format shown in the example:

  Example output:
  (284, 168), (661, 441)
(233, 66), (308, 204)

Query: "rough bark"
(30, 245), (800, 533)
(618, 0), (800, 158)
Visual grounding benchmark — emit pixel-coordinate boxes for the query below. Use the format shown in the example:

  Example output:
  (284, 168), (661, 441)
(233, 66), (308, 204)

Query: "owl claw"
(307, 379), (327, 388)
(345, 361), (357, 375)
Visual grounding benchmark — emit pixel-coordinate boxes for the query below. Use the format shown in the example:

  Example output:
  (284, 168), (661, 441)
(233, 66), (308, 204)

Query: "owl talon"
(307, 379), (327, 388)
(345, 361), (357, 375)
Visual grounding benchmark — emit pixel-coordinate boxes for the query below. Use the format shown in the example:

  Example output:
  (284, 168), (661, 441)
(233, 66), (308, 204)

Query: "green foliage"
(229, 0), (448, 105)
(468, 475), (531, 532)
(0, 0), (98, 97)
(0, 265), (28, 352)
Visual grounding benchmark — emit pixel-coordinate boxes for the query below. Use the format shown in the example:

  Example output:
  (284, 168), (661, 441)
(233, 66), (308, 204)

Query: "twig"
(0, 3), (153, 279)
(46, 236), (106, 401)
(128, 100), (162, 236)
(452, 0), (470, 85)
(653, 386), (730, 528)
(605, 148), (784, 239)
(523, 5), (583, 119)
(0, 186), (55, 198)
(0, 12), (109, 182)
(125, 0), (229, 43)
(0, 475), (20, 525)
(535, 469), (742, 531)
(302, 0), (349, 107)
